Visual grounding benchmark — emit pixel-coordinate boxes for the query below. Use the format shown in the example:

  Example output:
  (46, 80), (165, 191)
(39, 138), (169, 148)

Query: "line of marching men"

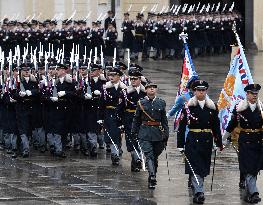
(0, 56), (169, 175)
(0, 9), (243, 60)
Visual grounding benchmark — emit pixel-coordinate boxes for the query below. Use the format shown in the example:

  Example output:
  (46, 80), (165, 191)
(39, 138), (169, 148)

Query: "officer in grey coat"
(131, 82), (169, 189)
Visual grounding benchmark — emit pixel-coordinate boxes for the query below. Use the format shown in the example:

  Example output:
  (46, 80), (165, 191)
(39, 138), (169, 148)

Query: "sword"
(181, 151), (199, 185)
(105, 129), (119, 153)
(136, 139), (146, 171)
(211, 149), (217, 191)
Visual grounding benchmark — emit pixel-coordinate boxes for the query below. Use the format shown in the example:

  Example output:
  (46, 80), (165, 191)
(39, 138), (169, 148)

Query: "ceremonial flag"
(218, 47), (254, 134)
(173, 34), (199, 129)
(178, 41), (199, 95)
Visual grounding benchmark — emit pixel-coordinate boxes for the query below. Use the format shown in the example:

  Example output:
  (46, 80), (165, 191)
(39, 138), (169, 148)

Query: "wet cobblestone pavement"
(0, 52), (263, 204)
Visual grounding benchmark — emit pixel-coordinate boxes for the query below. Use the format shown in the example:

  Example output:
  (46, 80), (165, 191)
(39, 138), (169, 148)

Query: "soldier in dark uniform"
(131, 82), (169, 189)
(117, 69), (146, 172)
(14, 63), (40, 158)
(223, 84), (262, 204)
(133, 14), (145, 61)
(104, 10), (116, 30)
(71, 62), (90, 156)
(1, 64), (19, 158)
(86, 63), (107, 155)
(104, 22), (118, 58)
(121, 12), (134, 52)
(44, 63), (75, 158)
(177, 80), (223, 204)
(98, 66), (127, 165)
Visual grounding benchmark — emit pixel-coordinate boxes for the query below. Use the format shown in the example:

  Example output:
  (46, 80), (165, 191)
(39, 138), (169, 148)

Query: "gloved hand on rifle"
(177, 148), (184, 154)
(19, 91), (26, 97)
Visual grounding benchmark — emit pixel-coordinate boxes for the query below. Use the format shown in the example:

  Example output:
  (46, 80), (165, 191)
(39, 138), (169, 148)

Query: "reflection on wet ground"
(0, 52), (262, 204)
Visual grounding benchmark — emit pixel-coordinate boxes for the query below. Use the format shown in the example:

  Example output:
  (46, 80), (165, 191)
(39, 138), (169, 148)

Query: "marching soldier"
(177, 80), (223, 204)
(104, 22), (118, 58)
(98, 66), (127, 165)
(133, 14), (145, 61)
(104, 10), (116, 30)
(223, 84), (262, 204)
(121, 12), (134, 54)
(1, 64), (19, 158)
(131, 82), (169, 189)
(44, 63), (75, 158)
(117, 68), (146, 172)
(14, 63), (40, 158)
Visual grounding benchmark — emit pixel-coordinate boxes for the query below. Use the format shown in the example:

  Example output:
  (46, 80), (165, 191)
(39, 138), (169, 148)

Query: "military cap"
(105, 61), (113, 69)
(107, 67), (123, 76)
(115, 61), (127, 70)
(56, 63), (68, 70)
(90, 63), (102, 71)
(186, 76), (199, 89)
(19, 63), (33, 71)
(108, 10), (113, 14)
(96, 20), (102, 24)
(145, 82), (158, 89)
(129, 63), (143, 72)
(79, 62), (89, 69)
(128, 69), (142, 77)
(192, 80), (209, 90)
(31, 19), (38, 25)
(244, 84), (261, 93)
(124, 12), (130, 16)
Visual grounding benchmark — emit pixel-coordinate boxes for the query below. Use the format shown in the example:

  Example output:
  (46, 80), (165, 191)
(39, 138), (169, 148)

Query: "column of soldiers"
(0, 9), (242, 60)
(121, 10), (242, 60)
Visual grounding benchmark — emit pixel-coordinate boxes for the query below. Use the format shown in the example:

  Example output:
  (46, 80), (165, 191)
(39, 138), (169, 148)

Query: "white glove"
(97, 120), (103, 124)
(206, 26), (209, 29)
(177, 148), (184, 153)
(84, 93), (92, 99)
(154, 27), (158, 30)
(222, 131), (231, 141)
(168, 30), (172, 33)
(50, 97), (58, 102)
(184, 27), (187, 30)
(25, 90), (32, 96)
(124, 26), (127, 30)
(94, 90), (101, 96)
(223, 139), (230, 146)
(151, 29), (155, 33)
(172, 28), (176, 31)
(10, 97), (17, 103)
(19, 91), (26, 97)
(58, 91), (66, 97)
(166, 113), (172, 119)
(106, 37), (109, 40)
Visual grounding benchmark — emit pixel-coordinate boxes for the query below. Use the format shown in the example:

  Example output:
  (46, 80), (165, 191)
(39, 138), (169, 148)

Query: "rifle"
(113, 47), (116, 67)
(86, 49), (92, 95)
(100, 45), (104, 68)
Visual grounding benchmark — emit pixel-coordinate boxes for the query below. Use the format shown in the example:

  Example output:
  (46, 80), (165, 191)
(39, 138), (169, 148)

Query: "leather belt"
(142, 121), (161, 126)
(240, 128), (263, 133)
(125, 109), (136, 113)
(135, 34), (144, 36)
(189, 129), (212, 133)
(106, 106), (116, 109)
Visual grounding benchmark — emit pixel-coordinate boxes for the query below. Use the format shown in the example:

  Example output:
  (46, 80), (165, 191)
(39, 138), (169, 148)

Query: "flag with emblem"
(218, 44), (254, 134)
(173, 33), (199, 129)
(178, 40), (199, 95)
